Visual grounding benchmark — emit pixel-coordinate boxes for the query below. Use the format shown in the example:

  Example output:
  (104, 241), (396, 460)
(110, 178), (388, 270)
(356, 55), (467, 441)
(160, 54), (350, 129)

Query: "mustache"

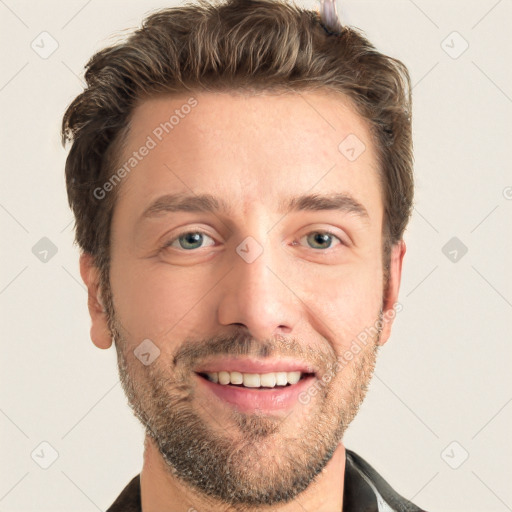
(171, 329), (335, 371)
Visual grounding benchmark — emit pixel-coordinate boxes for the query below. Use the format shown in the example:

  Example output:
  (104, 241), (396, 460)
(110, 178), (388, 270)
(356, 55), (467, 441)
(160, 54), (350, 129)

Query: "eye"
(163, 230), (216, 251)
(296, 230), (345, 250)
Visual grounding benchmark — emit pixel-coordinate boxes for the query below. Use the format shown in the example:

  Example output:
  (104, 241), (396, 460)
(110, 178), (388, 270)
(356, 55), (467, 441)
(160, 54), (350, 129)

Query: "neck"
(140, 435), (345, 512)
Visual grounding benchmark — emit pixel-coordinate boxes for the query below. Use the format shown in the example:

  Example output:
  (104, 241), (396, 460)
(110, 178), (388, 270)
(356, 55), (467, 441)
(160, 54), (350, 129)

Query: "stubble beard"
(108, 309), (380, 508)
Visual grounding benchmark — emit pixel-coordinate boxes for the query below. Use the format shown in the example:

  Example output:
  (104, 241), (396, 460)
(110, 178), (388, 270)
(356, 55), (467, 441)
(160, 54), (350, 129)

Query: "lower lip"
(195, 373), (315, 414)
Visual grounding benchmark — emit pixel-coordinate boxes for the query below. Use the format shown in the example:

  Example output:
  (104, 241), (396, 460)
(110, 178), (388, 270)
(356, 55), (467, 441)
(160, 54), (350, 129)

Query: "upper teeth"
(204, 371), (302, 387)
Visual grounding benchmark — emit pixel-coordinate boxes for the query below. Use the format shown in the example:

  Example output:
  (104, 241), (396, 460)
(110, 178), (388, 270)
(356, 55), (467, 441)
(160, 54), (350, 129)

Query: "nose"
(216, 237), (302, 342)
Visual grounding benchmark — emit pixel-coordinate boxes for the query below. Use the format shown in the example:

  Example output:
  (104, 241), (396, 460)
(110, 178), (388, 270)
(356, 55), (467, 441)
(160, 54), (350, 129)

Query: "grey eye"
(300, 231), (343, 250)
(165, 231), (216, 250)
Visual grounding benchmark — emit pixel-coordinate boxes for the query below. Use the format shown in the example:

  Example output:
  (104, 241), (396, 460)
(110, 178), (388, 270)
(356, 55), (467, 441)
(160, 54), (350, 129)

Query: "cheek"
(300, 263), (383, 352)
(110, 260), (215, 343)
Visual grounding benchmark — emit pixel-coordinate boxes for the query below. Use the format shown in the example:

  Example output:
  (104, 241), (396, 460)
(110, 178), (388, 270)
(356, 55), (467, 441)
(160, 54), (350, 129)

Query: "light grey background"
(1, 0), (511, 511)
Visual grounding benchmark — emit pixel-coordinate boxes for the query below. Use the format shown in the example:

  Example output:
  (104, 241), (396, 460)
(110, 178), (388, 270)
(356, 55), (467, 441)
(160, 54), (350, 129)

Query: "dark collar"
(343, 449), (426, 512)
(106, 449), (426, 511)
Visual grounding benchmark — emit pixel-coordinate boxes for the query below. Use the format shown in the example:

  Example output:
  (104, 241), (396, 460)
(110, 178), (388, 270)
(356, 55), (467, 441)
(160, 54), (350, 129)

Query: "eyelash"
(162, 229), (346, 252)
(293, 230), (346, 251)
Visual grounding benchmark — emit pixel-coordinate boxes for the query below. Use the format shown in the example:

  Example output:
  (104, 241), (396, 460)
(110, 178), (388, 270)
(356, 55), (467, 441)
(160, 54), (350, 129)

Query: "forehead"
(111, 90), (382, 228)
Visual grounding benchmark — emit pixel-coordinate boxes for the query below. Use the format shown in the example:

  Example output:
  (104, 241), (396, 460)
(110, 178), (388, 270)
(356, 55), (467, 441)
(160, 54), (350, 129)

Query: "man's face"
(84, 90), (404, 506)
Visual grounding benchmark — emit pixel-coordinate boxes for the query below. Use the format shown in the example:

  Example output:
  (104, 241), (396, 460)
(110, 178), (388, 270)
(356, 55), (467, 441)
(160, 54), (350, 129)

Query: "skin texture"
(79, 90), (406, 512)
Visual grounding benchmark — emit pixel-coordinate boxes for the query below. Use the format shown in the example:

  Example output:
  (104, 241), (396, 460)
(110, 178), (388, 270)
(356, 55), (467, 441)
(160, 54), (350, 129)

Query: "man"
(62, 0), (424, 510)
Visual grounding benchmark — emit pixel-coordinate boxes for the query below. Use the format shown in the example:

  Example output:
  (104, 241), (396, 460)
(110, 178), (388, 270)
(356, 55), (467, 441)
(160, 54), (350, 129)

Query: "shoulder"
(105, 474), (141, 512)
(344, 448), (428, 512)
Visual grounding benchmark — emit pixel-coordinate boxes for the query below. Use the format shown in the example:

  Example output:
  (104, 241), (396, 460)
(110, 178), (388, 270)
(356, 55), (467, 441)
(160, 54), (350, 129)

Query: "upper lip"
(194, 357), (317, 375)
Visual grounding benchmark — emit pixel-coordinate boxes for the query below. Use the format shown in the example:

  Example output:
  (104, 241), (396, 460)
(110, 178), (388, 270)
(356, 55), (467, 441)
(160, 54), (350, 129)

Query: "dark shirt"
(106, 448), (427, 511)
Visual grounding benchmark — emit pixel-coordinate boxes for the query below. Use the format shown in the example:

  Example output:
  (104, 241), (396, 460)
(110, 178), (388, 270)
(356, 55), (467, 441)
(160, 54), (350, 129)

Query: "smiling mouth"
(196, 371), (315, 389)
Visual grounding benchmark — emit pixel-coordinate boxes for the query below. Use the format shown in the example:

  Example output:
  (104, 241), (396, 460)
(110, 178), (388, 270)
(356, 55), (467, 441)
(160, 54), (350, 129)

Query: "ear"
(377, 240), (406, 346)
(79, 252), (113, 349)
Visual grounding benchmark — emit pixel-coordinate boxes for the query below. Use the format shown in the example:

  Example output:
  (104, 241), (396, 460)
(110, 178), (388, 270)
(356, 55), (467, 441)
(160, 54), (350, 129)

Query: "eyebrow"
(138, 192), (370, 224)
(141, 193), (231, 218)
(282, 192), (370, 222)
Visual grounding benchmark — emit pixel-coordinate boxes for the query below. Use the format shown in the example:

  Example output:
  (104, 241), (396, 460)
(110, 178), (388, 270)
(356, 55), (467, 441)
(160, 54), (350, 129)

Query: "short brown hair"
(62, 0), (413, 302)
